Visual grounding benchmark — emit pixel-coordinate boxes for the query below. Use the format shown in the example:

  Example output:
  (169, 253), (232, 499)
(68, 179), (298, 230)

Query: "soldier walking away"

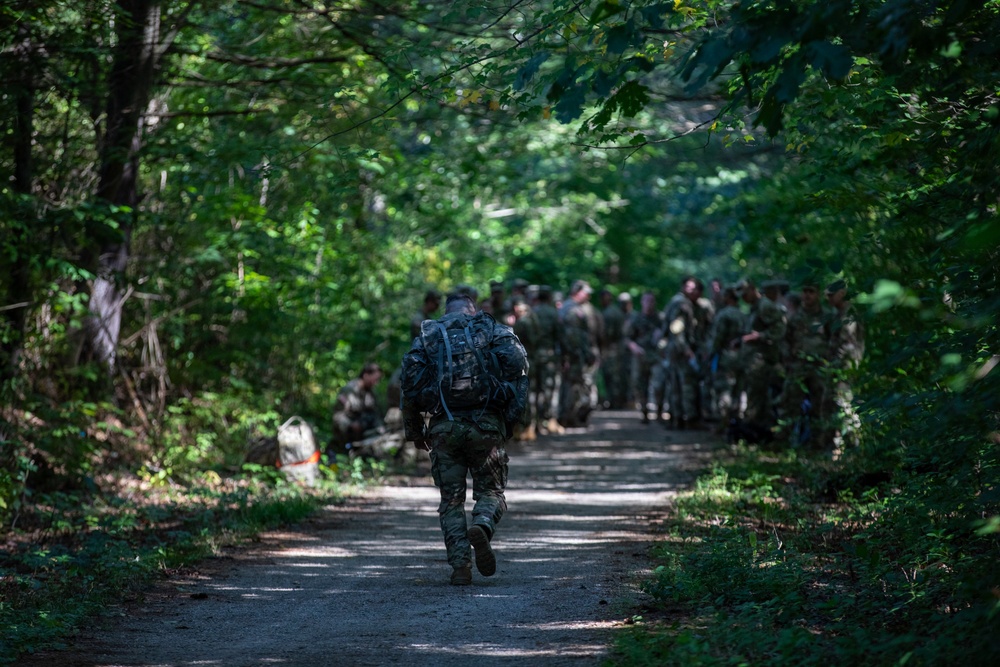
(399, 291), (529, 586)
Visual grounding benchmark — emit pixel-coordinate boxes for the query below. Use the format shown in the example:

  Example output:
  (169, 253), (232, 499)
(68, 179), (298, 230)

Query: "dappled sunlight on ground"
(25, 410), (718, 667)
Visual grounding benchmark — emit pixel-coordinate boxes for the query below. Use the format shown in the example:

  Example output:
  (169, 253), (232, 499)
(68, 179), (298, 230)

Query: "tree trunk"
(86, 0), (163, 372)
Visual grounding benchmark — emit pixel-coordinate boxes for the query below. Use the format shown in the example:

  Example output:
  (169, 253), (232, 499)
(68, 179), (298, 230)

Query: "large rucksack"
(401, 311), (527, 425)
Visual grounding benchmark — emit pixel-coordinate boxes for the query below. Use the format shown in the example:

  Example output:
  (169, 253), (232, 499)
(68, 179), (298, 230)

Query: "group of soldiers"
(330, 272), (864, 457)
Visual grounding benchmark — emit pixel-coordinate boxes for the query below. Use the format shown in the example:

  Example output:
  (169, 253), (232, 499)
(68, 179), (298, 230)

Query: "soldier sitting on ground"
(330, 362), (385, 455)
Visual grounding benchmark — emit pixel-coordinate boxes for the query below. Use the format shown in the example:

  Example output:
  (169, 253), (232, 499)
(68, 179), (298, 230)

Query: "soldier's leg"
(680, 363), (699, 424)
(428, 428), (471, 569)
(469, 436), (509, 537)
(779, 369), (806, 445)
(742, 353), (769, 427)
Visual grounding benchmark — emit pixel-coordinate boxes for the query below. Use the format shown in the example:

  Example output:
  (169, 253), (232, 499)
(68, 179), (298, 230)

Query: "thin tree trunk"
(86, 0), (162, 372)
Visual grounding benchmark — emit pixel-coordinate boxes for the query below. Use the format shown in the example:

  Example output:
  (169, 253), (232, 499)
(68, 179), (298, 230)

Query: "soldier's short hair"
(445, 291), (477, 313)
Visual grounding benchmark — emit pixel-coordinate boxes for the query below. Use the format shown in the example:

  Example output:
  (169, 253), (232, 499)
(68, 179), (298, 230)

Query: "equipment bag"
(401, 311), (526, 423)
(276, 416), (319, 486)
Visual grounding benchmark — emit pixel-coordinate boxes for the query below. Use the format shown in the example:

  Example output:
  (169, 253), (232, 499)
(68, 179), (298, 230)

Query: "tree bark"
(86, 0), (164, 372)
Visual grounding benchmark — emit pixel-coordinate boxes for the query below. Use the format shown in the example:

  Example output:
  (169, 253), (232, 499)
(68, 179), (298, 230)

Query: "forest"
(1, 0), (998, 664)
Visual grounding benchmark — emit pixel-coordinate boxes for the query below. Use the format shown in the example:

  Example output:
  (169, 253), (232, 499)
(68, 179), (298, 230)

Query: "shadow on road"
(25, 410), (718, 667)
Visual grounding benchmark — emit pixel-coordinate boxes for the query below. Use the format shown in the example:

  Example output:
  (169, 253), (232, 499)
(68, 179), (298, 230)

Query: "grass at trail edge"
(609, 445), (1000, 667)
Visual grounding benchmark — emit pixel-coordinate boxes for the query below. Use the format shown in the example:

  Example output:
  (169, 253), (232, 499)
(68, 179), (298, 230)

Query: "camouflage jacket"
(664, 292), (697, 360)
(786, 304), (832, 365)
(747, 295), (787, 363)
(332, 378), (383, 445)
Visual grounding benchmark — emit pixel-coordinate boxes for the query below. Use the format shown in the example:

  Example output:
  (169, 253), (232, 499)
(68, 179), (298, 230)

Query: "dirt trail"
(28, 411), (715, 667)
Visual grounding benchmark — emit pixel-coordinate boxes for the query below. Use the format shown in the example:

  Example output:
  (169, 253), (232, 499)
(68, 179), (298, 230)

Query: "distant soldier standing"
(617, 292), (637, 407)
(624, 291), (663, 424)
(598, 288), (627, 409)
(531, 285), (564, 435)
(663, 276), (701, 429)
(692, 279), (716, 422)
(707, 287), (745, 428)
(512, 296), (540, 441)
(781, 279), (832, 447)
(557, 280), (603, 428)
(736, 279), (787, 437)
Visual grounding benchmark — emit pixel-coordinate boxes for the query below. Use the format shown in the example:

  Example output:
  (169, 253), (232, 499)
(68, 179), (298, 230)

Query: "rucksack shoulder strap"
(434, 321), (455, 421)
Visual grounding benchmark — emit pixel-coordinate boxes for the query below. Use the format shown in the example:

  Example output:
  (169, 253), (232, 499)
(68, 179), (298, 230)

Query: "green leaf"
(514, 52), (550, 91)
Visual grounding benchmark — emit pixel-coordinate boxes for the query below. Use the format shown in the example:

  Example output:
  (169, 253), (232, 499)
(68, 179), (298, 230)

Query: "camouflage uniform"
(693, 295), (716, 421)
(557, 285), (603, 427)
(624, 304), (663, 422)
(530, 292), (563, 433)
(664, 291), (700, 426)
(741, 294), (787, 430)
(708, 301), (745, 421)
(512, 300), (540, 439)
(401, 305), (529, 574)
(781, 300), (833, 446)
(332, 378), (383, 450)
(600, 298), (627, 409)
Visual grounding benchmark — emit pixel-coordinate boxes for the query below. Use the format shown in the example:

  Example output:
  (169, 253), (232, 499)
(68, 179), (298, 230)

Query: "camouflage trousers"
(667, 356), (699, 422)
(631, 352), (657, 416)
(647, 357), (670, 419)
(740, 351), (784, 430)
(558, 360), (598, 427)
(428, 419), (509, 569)
(780, 363), (830, 447)
(530, 350), (559, 428)
(711, 353), (741, 420)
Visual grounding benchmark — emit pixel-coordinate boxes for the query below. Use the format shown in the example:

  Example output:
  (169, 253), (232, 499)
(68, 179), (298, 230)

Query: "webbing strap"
(435, 321), (455, 421)
(276, 448), (320, 468)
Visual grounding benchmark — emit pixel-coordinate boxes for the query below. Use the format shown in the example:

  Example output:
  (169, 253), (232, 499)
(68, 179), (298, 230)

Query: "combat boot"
(546, 418), (565, 435)
(522, 423), (537, 442)
(450, 564), (472, 586)
(467, 525), (496, 576)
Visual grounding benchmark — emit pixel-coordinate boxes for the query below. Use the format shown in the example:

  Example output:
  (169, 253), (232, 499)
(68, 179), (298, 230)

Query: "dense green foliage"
(1, 0), (997, 663)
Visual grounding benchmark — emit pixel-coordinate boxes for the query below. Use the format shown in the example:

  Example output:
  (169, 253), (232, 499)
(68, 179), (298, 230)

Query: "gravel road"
(27, 410), (714, 667)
